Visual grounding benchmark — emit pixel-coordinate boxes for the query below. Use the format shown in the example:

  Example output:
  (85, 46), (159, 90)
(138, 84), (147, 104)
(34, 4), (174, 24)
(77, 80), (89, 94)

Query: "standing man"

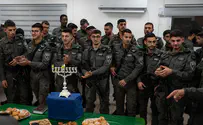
(41, 20), (52, 41)
(108, 19), (136, 47)
(53, 28), (82, 92)
(17, 23), (53, 108)
(79, 26), (96, 50)
(163, 30), (172, 51)
(81, 29), (112, 114)
(102, 22), (114, 45)
(167, 87), (203, 125)
(137, 22), (164, 49)
(137, 33), (166, 125)
(0, 20), (31, 105)
(67, 23), (79, 44)
(183, 29), (200, 50)
(77, 19), (89, 39)
(111, 29), (143, 116)
(155, 29), (196, 125)
(52, 14), (68, 39)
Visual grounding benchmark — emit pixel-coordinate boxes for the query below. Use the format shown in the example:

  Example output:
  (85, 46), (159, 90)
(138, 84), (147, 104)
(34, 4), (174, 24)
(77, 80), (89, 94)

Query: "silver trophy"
(52, 64), (77, 98)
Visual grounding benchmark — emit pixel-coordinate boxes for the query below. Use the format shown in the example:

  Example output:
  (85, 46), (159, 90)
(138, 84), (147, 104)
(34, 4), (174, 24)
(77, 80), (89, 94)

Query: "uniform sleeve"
(30, 48), (52, 70)
(137, 38), (144, 47)
(124, 50), (144, 83)
(69, 49), (82, 67)
(157, 37), (164, 49)
(52, 28), (56, 36)
(92, 48), (112, 76)
(0, 46), (6, 81)
(184, 87), (203, 103)
(81, 49), (89, 75)
(171, 52), (196, 81)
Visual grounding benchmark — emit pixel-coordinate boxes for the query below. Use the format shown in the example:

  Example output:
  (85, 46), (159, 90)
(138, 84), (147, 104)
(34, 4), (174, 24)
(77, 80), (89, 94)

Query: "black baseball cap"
(80, 19), (89, 25)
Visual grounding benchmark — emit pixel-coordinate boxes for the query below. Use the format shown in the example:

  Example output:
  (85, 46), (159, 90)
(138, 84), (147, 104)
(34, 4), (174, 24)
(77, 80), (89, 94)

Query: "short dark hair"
(145, 22), (154, 29)
(144, 33), (156, 41)
(60, 14), (67, 20)
(117, 19), (126, 25)
(163, 30), (171, 37)
(62, 28), (72, 35)
(80, 19), (89, 25)
(32, 23), (43, 31)
(104, 22), (113, 28)
(197, 31), (203, 38)
(41, 20), (50, 26)
(86, 26), (96, 31)
(170, 29), (183, 38)
(189, 29), (201, 36)
(4, 20), (16, 28)
(122, 28), (132, 35)
(91, 29), (101, 35)
(67, 23), (78, 29)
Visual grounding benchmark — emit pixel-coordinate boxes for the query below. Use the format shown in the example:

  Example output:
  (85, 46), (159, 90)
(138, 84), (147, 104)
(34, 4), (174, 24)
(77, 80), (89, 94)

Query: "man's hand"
(63, 54), (70, 65)
(166, 89), (185, 102)
(17, 58), (31, 66)
(2, 80), (8, 88)
(9, 59), (17, 66)
(138, 82), (146, 90)
(81, 71), (92, 79)
(155, 65), (172, 77)
(119, 79), (127, 87)
(110, 67), (117, 76)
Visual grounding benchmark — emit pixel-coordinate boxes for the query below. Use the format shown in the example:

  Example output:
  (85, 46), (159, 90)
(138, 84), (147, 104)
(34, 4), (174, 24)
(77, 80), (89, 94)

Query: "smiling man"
(155, 29), (196, 125)
(81, 29), (112, 114)
(17, 23), (53, 109)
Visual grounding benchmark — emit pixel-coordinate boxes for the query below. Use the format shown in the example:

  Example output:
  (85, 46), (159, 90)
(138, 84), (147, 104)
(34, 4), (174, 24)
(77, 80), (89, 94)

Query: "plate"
(82, 118), (109, 125)
(1, 108), (31, 121)
(18, 109), (31, 121)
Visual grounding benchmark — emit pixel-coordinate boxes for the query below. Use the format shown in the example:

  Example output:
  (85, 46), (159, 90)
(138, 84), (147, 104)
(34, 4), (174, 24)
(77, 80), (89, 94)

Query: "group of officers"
(0, 14), (203, 125)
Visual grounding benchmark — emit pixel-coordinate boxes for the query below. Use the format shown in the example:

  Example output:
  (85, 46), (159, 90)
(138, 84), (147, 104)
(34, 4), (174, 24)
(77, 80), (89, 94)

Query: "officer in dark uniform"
(67, 23), (78, 44)
(163, 30), (172, 52)
(137, 33), (166, 125)
(79, 26), (95, 51)
(53, 28), (82, 92)
(111, 29), (143, 116)
(137, 22), (164, 49)
(42, 20), (52, 41)
(108, 19), (136, 47)
(167, 87), (203, 125)
(175, 31), (203, 125)
(17, 23), (53, 108)
(101, 22), (114, 45)
(77, 19), (89, 39)
(81, 29), (112, 114)
(52, 14), (68, 39)
(155, 29), (196, 125)
(0, 20), (31, 105)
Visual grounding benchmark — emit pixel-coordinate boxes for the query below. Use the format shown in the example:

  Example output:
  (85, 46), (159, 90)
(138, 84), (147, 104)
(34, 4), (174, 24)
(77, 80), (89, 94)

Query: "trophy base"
(59, 90), (71, 98)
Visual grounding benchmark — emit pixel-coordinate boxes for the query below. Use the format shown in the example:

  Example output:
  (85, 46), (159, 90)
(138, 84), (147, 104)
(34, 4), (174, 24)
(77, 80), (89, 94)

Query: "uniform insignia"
(106, 55), (112, 64)
(98, 53), (103, 56)
(17, 42), (22, 45)
(190, 61), (196, 70)
(127, 54), (132, 57)
(178, 57), (184, 61)
(154, 58), (159, 61)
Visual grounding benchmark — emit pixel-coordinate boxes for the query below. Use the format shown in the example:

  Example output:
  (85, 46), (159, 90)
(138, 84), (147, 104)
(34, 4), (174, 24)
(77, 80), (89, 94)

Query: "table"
(0, 103), (145, 125)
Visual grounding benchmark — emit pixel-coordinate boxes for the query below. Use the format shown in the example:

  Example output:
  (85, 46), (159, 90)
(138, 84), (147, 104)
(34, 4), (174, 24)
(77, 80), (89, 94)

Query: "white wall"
(0, 0), (172, 39)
